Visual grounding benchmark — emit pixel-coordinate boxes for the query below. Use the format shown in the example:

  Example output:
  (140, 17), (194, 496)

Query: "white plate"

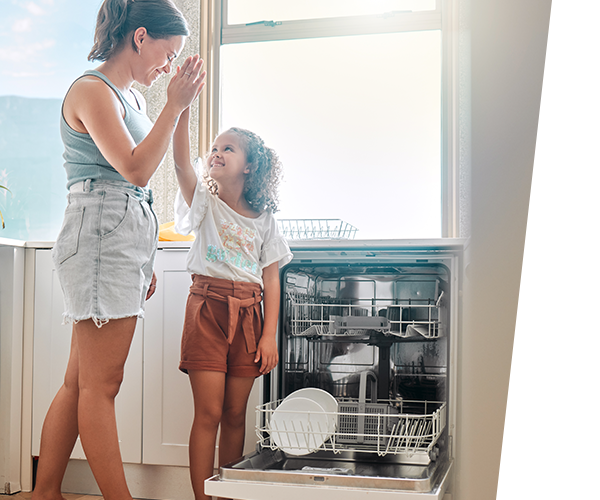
(285, 388), (338, 431)
(270, 397), (331, 456)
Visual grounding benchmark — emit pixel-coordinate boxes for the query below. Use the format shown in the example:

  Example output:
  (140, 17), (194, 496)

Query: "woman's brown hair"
(88, 0), (189, 62)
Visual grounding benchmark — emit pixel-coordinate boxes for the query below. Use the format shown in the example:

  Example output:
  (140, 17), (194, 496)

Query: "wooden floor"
(2, 494), (101, 500)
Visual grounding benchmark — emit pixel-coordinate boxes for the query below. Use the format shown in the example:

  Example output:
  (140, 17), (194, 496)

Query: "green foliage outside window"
(0, 184), (10, 229)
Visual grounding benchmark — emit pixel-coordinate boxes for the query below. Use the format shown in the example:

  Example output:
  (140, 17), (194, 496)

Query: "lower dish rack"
(256, 398), (446, 465)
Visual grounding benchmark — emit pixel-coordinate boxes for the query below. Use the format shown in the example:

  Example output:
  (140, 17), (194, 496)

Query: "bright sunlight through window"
(220, 29), (441, 239)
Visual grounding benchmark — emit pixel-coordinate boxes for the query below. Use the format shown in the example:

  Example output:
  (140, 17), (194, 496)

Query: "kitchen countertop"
(1, 237), (465, 251)
(0, 236), (48, 248)
(0, 237), (194, 250)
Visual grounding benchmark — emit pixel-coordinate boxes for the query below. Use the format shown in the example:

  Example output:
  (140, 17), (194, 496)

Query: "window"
(0, 0), (463, 241)
(200, 0), (460, 239)
(225, 0), (438, 25)
(0, 1), (97, 241)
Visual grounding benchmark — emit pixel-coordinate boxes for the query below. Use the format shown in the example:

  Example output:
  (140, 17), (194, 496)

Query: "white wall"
(455, 1), (551, 499)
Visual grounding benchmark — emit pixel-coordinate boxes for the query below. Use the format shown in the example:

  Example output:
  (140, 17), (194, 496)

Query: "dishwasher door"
(205, 451), (452, 499)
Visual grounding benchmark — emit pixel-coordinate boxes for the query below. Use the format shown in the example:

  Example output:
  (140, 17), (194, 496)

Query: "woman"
(32, 1), (205, 499)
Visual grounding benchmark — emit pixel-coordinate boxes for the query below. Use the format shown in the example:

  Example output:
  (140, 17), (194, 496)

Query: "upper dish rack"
(288, 291), (444, 339)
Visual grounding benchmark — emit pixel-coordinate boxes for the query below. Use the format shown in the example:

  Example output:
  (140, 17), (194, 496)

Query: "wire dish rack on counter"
(278, 219), (358, 240)
(256, 399), (446, 465)
(288, 291), (444, 339)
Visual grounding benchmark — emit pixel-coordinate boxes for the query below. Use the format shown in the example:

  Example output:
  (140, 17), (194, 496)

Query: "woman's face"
(135, 33), (185, 87)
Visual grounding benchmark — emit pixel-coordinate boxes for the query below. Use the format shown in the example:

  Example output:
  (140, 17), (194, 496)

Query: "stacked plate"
(269, 388), (338, 456)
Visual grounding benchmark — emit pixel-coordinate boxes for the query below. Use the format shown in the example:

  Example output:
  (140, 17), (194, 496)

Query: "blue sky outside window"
(0, 0), (98, 240)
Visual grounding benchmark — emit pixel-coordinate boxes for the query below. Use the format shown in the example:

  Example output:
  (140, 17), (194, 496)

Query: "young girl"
(173, 105), (292, 500)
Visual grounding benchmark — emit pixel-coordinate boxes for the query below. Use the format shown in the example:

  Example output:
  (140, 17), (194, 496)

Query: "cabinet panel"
(142, 249), (261, 467)
(142, 249), (194, 465)
(31, 249), (143, 463)
(0, 246), (25, 493)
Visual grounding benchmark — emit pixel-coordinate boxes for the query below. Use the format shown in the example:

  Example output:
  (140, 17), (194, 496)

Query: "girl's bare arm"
(173, 105), (198, 207)
(255, 262), (280, 374)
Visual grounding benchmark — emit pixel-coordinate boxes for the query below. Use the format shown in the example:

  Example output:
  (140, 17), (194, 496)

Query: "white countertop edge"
(0, 237), (53, 249)
(157, 240), (193, 249)
(1, 237), (466, 251)
(0, 237), (194, 250)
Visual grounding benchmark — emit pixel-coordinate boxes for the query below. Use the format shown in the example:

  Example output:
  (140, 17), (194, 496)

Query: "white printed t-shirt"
(174, 179), (293, 287)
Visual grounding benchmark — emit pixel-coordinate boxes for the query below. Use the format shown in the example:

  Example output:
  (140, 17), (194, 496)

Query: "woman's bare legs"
(32, 331), (81, 500)
(32, 317), (137, 500)
(76, 317), (136, 499)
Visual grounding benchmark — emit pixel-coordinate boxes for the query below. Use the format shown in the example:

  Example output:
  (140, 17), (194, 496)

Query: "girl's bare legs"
(188, 371), (256, 500)
(32, 317), (137, 500)
(188, 371), (226, 500)
(218, 376), (255, 468)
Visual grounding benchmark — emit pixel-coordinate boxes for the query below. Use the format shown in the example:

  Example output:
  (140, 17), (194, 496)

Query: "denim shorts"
(51, 179), (159, 327)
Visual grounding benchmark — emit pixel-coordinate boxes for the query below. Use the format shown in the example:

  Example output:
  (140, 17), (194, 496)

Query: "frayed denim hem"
(61, 311), (145, 328)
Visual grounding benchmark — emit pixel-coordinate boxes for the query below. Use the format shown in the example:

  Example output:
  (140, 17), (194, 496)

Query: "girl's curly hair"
(203, 127), (282, 213)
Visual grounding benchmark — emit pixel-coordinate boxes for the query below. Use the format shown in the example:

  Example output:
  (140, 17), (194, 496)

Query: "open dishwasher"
(206, 240), (462, 499)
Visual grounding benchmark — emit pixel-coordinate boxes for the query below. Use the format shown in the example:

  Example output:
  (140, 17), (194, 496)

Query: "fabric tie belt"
(189, 275), (262, 354)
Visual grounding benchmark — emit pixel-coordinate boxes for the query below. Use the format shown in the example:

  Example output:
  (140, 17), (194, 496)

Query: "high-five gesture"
(169, 55), (207, 112)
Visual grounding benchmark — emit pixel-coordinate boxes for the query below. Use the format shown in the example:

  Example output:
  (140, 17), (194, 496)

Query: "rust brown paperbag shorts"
(179, 274), (263, 378)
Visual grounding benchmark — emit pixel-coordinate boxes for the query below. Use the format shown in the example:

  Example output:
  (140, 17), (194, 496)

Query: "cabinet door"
(31, 249), (143, 463)
(142, 249), (194, 465)
(142, 248), (262, 466)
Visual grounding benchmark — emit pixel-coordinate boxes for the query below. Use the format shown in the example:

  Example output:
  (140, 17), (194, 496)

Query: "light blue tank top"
(60, 70), (154, 188)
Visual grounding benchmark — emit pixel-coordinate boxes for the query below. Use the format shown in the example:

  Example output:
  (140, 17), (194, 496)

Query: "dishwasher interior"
(218, 260), (453, 493)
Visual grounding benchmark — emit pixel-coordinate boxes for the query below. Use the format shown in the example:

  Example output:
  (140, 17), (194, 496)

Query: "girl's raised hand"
(167, 54), (207, 112)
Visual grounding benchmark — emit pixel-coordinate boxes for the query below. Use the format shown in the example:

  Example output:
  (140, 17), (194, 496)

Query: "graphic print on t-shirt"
(220, 220), (255, 254)
(205, 218), (259, 276)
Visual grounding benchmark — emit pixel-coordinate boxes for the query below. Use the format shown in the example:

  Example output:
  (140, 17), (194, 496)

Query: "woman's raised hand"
(167, 54), (207, 113)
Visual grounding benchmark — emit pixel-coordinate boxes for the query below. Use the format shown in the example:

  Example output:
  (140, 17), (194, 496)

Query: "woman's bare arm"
(64, 56), (206, 187)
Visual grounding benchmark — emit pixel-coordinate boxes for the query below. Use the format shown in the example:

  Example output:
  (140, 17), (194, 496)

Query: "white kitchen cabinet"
(0, 245), (26, 494)
(142, 247), (260, 466)
(142, 244), (261, 468)
(142, 248), (194, 465)
(30, 245), (259, 487)
(31, 249), (143, 463)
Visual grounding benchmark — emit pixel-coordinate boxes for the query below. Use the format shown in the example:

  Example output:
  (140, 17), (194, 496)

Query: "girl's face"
(134, 31), (185, 87)
(208, 132), (250, 185)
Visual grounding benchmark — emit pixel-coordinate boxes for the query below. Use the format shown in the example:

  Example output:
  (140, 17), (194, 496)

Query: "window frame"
(221, 2), (442, 43)
(197, 0), (461, 237)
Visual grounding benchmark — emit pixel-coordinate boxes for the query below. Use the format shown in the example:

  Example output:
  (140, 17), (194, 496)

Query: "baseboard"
(62, 460), (194, 500)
